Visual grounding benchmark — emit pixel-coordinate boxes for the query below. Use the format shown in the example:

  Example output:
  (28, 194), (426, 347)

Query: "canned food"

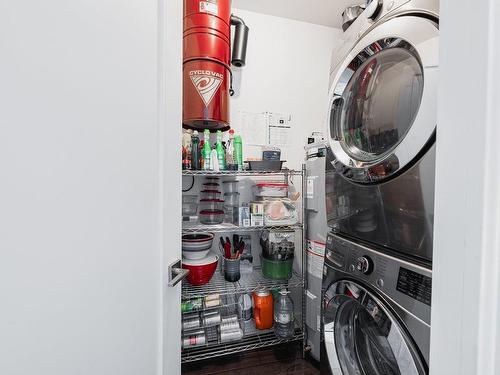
(220, 328), (243, 342)
(202, 311), (221, 326)
(182, 333), (206, 348)
(182, 316), (201, 330)
(221, 315), (239, 324)
(181, 298), (203, 313)
(220, 320), (240, 331)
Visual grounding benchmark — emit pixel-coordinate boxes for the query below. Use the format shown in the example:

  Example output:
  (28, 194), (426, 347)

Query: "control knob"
(355, 256), (373, 275)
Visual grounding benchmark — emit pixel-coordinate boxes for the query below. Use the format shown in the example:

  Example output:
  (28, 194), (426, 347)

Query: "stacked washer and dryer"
(320, 0), (438, 374)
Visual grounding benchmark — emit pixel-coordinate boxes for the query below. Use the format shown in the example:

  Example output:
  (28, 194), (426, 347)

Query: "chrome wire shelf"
(182, 223), (303, 233)
(181, 325), (304, 363)
(182, 268), (304, 300)
(182, 169), (303, 176)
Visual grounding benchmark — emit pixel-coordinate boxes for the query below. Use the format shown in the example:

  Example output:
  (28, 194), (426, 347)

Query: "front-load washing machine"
(321, 233), (431, 374)
(325, 0), (439, 264)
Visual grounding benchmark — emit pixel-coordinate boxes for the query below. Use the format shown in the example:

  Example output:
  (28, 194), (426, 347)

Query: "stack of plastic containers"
(223, 180), (239, 225)
(199, 177), (224, 225)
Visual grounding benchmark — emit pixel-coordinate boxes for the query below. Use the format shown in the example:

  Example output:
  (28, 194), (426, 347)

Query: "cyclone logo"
(190, 73), (223, 107)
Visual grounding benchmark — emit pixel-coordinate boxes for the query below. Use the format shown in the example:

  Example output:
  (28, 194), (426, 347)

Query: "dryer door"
(323, 280), (426, 375)
(327, 16), (438, 184)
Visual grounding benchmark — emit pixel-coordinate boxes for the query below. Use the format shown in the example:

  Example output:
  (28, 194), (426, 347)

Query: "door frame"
(430, 0), (500, 374)
(161, 0), (182, 374)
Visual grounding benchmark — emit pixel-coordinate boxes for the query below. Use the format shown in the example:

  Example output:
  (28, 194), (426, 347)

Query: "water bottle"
(191, 130), (200, 170)
(274, 289), (294, 338)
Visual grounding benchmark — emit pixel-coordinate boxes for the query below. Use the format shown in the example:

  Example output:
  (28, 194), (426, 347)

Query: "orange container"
(253, 290), (273, 330)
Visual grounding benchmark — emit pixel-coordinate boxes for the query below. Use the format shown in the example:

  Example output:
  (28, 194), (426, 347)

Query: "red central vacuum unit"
(183, 0), (249, 131)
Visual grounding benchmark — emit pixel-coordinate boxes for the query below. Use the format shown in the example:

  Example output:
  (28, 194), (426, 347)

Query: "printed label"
(306, 177), (315, 199)
(199, 1), (218, 15)
(277, 312), (293, 324)
(189, 70), (223, 107)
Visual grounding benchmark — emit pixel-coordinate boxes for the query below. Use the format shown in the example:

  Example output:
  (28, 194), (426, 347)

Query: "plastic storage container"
(253, 290), (274, 330)
(199, 199), (224, 212)
(182, 195), (198, 216)
(254, 183), (288, 198)
(200, 190), (222, 200)
(248, 160), (284, 171)
(199, 210), (224, 224)
(222, 180), (239, 193)
(224, 192), (240, 206)
(261, 255), (293, 280)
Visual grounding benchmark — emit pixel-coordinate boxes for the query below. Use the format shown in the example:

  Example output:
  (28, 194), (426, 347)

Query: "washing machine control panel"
(355, 256), (373, 275)
(324, 233), (432, 324)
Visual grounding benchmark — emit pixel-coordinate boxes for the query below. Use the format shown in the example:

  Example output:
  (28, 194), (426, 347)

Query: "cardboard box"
(250, 202), (264, 215)
(251, 214), (264, 227)
(239, 205), (250, 227)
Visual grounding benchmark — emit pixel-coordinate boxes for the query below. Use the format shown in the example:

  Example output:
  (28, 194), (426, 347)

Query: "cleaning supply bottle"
(202, 129), (212, 170)
(191, 130), (200, 170)
(226, 129), (235, 169)
(233, 134), (243, 171)
(274, 289), (294, 338)
(182, 129), (192, 170)
(215, 130), (226, 170)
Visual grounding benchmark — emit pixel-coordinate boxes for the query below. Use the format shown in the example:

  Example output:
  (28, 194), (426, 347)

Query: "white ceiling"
(232, 0), (362, 29)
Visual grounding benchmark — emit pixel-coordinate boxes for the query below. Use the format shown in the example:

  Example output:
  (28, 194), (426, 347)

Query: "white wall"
(230, 9), (342, 169)
(0, 1), (164, 374)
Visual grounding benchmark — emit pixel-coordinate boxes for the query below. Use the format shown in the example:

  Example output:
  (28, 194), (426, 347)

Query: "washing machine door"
(323, 280), (426, 375)
(327, 16), (438, 184)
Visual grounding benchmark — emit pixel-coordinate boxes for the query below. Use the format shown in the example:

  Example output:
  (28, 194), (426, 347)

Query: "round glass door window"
(339, 47), (423, 162)
(324, 281), (426, 375)
(328, 17), (439, 184)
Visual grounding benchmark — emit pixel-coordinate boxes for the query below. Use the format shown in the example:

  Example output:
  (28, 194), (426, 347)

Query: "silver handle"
(168, 260), (190, 287)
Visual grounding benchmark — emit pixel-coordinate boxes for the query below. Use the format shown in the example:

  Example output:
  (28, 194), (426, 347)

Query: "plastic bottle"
(215, 130), (226, 170)
(233, 134), (243, 171)
(182, 129), (192, 170)
(191, 131), (200, 170)
(226, 129), (235, 169)
(273, 289), (294, 339)
(202, 129), (212, 170)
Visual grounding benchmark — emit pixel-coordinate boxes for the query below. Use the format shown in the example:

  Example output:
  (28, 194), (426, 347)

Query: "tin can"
(220, 328), (243, 343)
(202, 311), (221, 326)
(220, 320), (240, 331)
(181, 297), (203, 312)
(182, 315), (201, 330)
(182, 333), (206, 348)
(221, 315), (239, 324)
(238, 293), (253, 321)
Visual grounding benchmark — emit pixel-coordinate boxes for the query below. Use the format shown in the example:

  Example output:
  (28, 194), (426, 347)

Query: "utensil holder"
(224, 257), (241, 282)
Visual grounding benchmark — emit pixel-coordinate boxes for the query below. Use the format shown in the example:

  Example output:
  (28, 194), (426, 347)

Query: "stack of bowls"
(182, 232), (214, 260)
(182, 232), (218, 286)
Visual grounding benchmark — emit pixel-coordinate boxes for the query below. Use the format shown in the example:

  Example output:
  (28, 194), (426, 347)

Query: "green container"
(261, 256), (293, 280)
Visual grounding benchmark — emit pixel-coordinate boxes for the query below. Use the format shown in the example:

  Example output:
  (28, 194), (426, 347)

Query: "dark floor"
(182, 343), (320, 375)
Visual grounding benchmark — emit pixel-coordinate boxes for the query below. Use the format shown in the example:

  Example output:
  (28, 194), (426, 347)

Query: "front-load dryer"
(325, 0), (439, 264)
(321, 233), (431, 374)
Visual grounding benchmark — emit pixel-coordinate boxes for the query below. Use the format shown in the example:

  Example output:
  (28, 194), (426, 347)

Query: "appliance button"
(349, 264), (356, 273)
(376, 278), (384, 288)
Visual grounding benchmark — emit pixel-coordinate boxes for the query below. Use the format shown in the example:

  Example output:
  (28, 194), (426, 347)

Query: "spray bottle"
(202, 129), (212, 170)
(215, 130), (226, 170)
(234, 134), (243, 171)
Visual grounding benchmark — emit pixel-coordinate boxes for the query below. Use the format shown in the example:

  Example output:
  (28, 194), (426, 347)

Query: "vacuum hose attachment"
(230, 14), (249, 67)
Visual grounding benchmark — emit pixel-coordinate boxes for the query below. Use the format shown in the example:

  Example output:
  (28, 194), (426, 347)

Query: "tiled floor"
(182, 343), (320, 375)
